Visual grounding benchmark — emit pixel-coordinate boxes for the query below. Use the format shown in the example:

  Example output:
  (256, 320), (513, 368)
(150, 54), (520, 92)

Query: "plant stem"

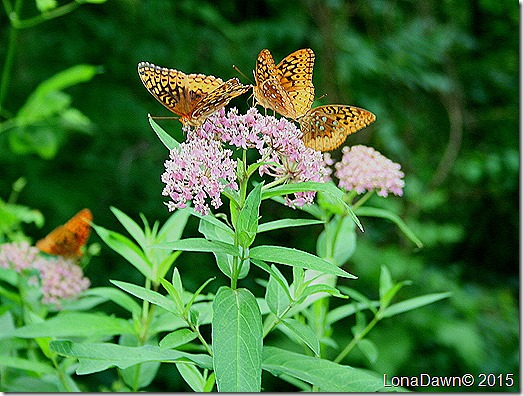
(351, 190), (374, 211)
(11, 1), (81, 29)
(333, 310), (381, 363)
(0, 0), (22, 113)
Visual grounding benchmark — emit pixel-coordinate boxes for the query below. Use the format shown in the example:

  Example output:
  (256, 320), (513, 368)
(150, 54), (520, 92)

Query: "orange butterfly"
(298, 105), (376, 152)
(36, 209), (92, 258)
(137, 62), (251, 127)
(253, 48), (315, 119)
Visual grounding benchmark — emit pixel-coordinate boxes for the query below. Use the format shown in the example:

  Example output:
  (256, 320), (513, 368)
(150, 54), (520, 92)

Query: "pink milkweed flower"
(201, 107), (331, 208)
(334, 145), (405, 197)
(161, 136), (238, 215)
(33, 257), (90, 306)
(0, 241), (39, 273)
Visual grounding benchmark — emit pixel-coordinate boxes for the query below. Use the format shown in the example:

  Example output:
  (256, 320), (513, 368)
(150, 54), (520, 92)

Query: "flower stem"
(351, 190), (375, 211)
(334, 309), (382, 363)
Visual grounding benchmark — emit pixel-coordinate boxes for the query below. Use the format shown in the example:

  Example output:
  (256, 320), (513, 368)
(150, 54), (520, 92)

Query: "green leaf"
(236, 182), (262, 248)
(110, 207), (146, 248)
(176, 363), (206, 392)
(262, 346), (384, 391)
(212, 287), (262, 392)
(83, 287), (142, 317)
(378, 265), (393, 301)
(155, 238), (240, 256)
(17, 65), (99, 123)
(262, 181), (363, 231)
(258, 218), (324, 233)
(381, 292), (452, 318)
(119, 334), (160, 390)
(317, 215), (357, 264)
(357, 339), (379, 364)
(355, 206), (424, 248)
(157, 208), (191, 243)
(4, 313), (134, 339)
(266, 265), (291, 316)
(326, 301), (381, 325)
(50, 340), (212, 374)
(0, 356), (55, 374)
(92, 224), (152, 278)
(160, 329), (198, 349)
(281, 318), (320, 356)
(112, 280), (179, 315)
(35, 0), (57, 12)
(250, 246), (356, 279)
(198, 214), (234, 244)
(149, 117), (179, 151)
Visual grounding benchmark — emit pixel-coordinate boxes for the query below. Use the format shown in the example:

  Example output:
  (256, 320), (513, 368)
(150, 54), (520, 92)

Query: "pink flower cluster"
(161, 137), (238, 215)
(334, 145), (405, 197)
(0, 241), (90, 307)
(166, 107), (330, 211)
(33, 257), (90, 305)
(0, 241), (39, 272)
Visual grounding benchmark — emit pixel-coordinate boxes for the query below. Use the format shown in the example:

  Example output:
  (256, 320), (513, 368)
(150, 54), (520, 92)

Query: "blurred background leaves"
(0, 0), (518, 391)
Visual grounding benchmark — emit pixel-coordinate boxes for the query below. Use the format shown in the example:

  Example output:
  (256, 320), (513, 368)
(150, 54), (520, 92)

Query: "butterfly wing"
(191, 77), (252, 123)
(298, 105), (376, 152)
(275, 48), (315, 117)
(36, 209), (92, 258)
(253, 49), (297, 118)
(137, 62), (224, 126)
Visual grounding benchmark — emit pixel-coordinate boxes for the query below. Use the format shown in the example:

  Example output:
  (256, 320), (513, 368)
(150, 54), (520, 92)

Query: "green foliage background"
(0, 0), (518, 392)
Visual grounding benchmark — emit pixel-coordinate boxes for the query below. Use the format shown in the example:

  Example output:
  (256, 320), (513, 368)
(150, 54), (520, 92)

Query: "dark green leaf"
(212, 287), (262, 392)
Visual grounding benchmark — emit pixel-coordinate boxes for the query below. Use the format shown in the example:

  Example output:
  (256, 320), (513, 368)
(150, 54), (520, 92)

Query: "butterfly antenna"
(147, 113), (180, 121)
(317, 93), (328, 101)
(232, 65), (253, 84)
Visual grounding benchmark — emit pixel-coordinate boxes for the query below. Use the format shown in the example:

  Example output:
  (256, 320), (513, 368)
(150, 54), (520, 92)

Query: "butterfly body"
(298, 105), (376, 152)
(138, 62), (251, 127)
(253, 48), (315, 119)
(36, 209), (92, 258)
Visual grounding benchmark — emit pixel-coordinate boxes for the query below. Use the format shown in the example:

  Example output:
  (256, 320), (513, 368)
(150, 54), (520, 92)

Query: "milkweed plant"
(0, 107), (452, 392)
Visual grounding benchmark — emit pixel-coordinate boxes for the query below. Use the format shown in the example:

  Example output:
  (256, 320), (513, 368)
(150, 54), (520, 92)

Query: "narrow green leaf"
(258, 218), (324, 233)
(157, 207), (191, 243)
(355, 206), (423, 248)
(50, 340), (212, 374)
(110, 206), (146, 248)
(83, 287), (142, 317)
(262, 181), (363, 231)
(155, 238), (240, 256)
(212, 287), (262, 392)
(112, 280), (179, 315)
(149, 117), (179, 150)
(236, 182), (263, 248)
(281, 318), (320, 356)
(381, 292), (452, 318)
(250, 246), (356, 279)
(316, 215), (357, 264)
(0, 356), (55, 374)
(326, 301), (381, 324)
(160, 329), (198, 349)
(176, 363), (206, 392)
(357, 339), (379, 364)
(266, 265), (291, 316)
(4, 313), (134, 339)
(262, 346), (384, 391)
(92, 224), (152, 278)
(378, 265), (393, 301)
(198, 214), (235, 244)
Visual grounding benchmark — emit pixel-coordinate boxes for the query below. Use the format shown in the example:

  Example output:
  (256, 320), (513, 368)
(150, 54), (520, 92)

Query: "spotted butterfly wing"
(275, 48), (315, 117)
(253, 48), (315, 119)
(36, 209), (92, 258)
(298, 105), (376, 152)
(138, 62), (251, 127)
